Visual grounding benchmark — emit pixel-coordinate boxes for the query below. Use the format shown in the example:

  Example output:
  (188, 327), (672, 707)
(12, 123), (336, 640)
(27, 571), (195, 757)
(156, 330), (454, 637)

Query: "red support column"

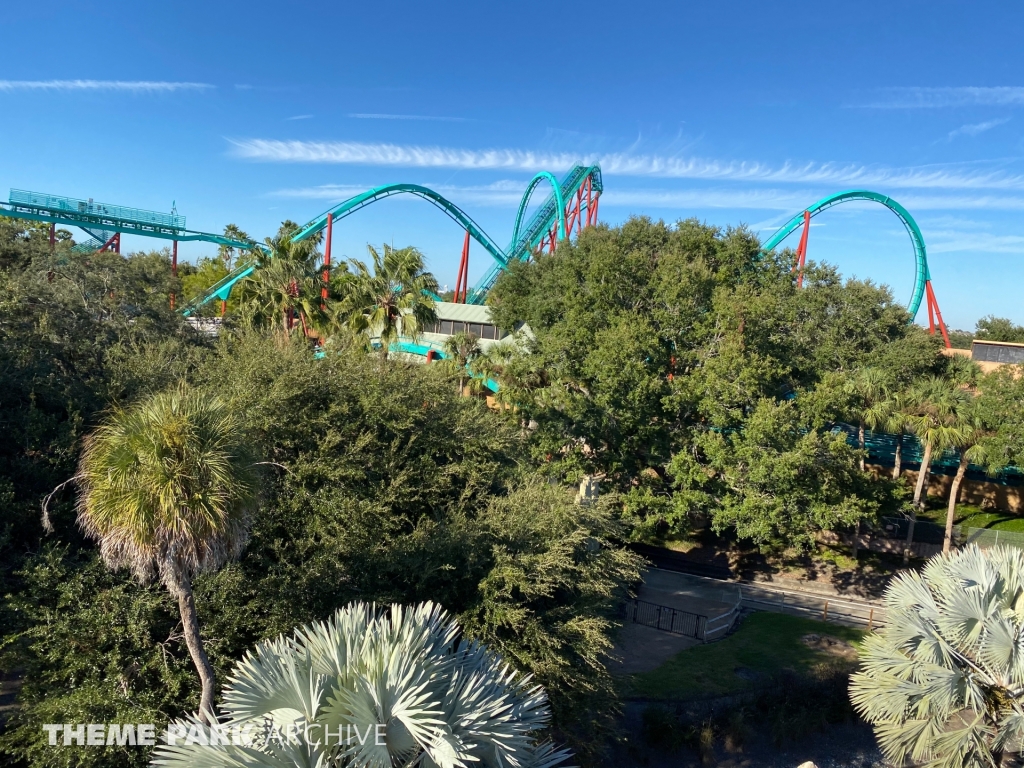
(925, 281), (951, 348)
(321, 213), (333, 308)
(793, 210), (810, 288)
(462, 230), (471, 302)
(576, 187), (583, 235)
(170, 240), (178, 309)
(591, 193), (599, 226)
(454, 230), (470, 303)
(221, 299), (227, 318)
(585, 177), (594, 227)
(926, 290), (936, 335)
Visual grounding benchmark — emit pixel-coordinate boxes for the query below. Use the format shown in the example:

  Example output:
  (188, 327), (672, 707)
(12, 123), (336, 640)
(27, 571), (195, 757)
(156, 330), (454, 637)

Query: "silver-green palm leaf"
(151, 601), (573, 768)
(850, 544), (1024, 767)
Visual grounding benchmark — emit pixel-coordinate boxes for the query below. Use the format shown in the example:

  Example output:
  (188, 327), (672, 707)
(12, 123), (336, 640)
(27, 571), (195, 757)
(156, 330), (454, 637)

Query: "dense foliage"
(487, 217), (939, 549)
(3, 214), (1024, 768)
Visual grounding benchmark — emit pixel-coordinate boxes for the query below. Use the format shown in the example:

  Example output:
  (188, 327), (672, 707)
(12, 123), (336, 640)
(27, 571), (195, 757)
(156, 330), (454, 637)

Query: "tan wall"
(868, 464), (1024, 513)
(819, 530), (942, 559)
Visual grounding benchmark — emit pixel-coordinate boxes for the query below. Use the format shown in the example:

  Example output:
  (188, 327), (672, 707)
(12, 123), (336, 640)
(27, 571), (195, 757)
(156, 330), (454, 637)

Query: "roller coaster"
(182, 164), (603, 315)
(0, 170), (950, 346)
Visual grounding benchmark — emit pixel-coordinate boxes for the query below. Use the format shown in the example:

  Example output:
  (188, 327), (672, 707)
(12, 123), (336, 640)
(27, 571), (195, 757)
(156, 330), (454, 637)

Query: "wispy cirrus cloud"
(286, 114), (313, 121)
(232, 138), (1024, 191)
(271, 180), (526, 206)
(947, 117), (1010, 140)
(348, 113), (468, 122)
(928, 231), (1024, 254)
(857, 86), (1024, 109)
(0, 79), (213, 92)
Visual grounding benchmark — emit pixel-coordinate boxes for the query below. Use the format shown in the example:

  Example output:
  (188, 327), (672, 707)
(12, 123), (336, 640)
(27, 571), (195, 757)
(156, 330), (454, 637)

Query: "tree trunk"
(903, 508), (917, 566)
(944, 454), (969, 553)
(858, 419), (866, 472)
(891, 430), (903, 480)
(169, 572), (217, 724)
(912, 442), (933, 508)
(905, 442), (932, 564)
(853, 418), (865, 557)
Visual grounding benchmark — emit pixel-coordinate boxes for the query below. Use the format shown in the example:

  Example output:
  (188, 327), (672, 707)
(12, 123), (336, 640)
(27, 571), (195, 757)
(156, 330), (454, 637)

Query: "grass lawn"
(627, 612), (864, 701)
(958, 512), (1024, 532)
(916, 504), (1024, 532)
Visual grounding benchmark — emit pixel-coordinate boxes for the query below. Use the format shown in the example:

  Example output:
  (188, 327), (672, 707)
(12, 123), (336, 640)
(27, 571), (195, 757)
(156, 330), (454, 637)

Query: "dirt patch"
(800, 633), (858, 660)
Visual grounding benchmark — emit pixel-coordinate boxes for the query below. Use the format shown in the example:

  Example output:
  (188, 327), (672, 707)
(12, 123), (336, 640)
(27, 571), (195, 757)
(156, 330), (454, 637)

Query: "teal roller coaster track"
(760, 189), (950, 346)
(181, 164), (603, 315)
(0, 175), (947, 346)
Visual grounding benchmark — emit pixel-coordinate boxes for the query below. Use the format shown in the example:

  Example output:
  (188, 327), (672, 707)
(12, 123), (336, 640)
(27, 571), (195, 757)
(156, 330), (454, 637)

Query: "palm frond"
(852, 544), (1024, 767)
(155, 601), (572, 768)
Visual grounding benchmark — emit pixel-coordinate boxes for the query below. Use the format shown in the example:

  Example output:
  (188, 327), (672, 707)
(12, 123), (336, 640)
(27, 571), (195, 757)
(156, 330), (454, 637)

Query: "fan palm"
(846, 367), (892, 472)
(850, 544), (1024, 767)
(470, 341), (543, 411)
(942, 398), (991, 552)
(903, 377), (973, 561)
(865, 388), (913, 480)
(238, 227), (325, 336)
(442, 331), (481, 395)
(76, 389), (261, 722)
(218, 223), (253, 270)
(337, 244), (439, 360)
(151, 601), (572, 768)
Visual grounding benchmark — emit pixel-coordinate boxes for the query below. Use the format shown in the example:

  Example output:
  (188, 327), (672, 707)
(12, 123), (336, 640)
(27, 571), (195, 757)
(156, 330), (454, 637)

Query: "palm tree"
(237, 228), (324, 336)
(850, 544), (1024, 767)
(846, 367), (891, 472)
(869, 388), (913, 480)
(337, 244), (439, 360)
(75, 389), (261, 722)
(902, 376), (973, 561)
(217, 223), (252, 271)
(151, 601), (572, 768)
(942, 397), (990, 552)
(945, 350), (982, 388)
(443, 330), (481, 395)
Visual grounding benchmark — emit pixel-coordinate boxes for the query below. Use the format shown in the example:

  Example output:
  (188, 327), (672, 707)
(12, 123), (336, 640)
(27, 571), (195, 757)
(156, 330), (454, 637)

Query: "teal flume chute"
(181, 165), (603, 315)
(760, 189), (930, 320)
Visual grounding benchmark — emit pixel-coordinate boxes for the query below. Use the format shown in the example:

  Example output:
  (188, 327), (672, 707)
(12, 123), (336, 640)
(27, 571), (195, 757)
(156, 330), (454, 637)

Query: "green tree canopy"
(976, 314), (1024, 343)
(487, 216), (931, 546)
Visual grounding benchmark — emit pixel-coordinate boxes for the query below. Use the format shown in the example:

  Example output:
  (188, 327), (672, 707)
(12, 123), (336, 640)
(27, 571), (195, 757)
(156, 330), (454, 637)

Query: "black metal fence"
(879, 516), (948, 545)
(624, 598), (707, 640)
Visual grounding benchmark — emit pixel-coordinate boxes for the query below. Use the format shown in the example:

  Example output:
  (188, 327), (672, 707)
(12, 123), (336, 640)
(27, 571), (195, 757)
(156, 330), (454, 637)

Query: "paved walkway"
(610, 569), (741, 674)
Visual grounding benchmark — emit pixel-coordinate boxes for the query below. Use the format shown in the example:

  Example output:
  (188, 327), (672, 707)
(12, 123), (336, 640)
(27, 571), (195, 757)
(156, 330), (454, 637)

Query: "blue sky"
(2, 0), (1023, 330)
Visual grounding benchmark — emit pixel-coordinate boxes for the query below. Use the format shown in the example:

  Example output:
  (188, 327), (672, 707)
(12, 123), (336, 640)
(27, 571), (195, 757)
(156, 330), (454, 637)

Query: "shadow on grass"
(626, 611), (864, 701)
